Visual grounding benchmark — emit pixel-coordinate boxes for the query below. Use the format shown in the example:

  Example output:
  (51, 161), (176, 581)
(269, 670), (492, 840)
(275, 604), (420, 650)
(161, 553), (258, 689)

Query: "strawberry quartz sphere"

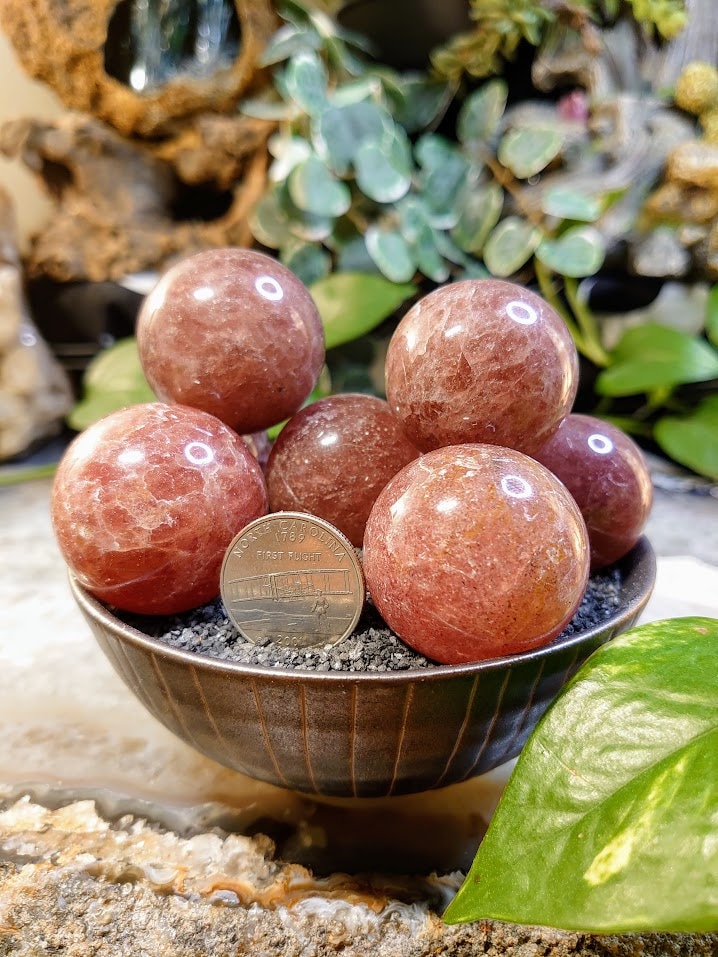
(533, 414), (653, 570)
(51, 403), (268, 615)
(384, 279), (578, 455)
(265, 393), (420, 546)
(136, 248), (325, 434)
(363, 444), (590, 665)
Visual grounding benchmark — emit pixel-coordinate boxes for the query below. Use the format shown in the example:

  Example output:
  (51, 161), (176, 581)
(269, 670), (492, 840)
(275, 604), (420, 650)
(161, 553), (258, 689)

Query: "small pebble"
(122, 570), (622, 673)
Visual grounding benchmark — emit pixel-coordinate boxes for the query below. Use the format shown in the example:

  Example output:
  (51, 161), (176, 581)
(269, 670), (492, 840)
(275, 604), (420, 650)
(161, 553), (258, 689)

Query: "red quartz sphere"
(384, 279), (578, 455)
(363, 444), (589, 664)
(533, 414), (653, 570)
(265, 393), (421, 546)
(136, 248), (325, 433)
(51, 403), (269, 614)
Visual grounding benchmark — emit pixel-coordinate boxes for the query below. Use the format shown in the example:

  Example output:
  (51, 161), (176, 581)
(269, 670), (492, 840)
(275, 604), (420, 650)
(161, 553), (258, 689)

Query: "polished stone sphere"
(384, 279), (578, 455)
(136, 248), (325, 434)
(533, 414), (653, 569)
(265, 394), (420, 546)
(51, 403), (268, 615)
(363, 444), (589, 664)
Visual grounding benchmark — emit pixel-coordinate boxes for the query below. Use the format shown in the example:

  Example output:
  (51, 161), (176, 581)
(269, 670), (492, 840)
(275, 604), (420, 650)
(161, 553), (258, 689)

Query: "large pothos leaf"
(310, 272), (415, 349)
(596, 323), (718, 396)
(444, 617), (718, 934)
(654, 395), (718, 480)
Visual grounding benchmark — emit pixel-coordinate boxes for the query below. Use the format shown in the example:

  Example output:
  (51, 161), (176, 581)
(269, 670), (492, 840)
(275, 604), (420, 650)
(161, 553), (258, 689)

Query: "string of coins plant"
(237, 0), (718, 478)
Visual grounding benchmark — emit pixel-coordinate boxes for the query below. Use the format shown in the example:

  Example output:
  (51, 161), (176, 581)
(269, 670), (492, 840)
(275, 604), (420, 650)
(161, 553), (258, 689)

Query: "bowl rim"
(69, 536), (656, 686)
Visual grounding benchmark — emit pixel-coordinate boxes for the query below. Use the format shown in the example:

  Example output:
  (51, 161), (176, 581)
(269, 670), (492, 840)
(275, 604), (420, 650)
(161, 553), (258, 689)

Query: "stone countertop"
(1, 475), (717, 864)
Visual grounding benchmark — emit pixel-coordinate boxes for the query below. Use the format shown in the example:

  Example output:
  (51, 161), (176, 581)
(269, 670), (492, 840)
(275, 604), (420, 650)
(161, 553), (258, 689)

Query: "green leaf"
(280, 241), (330, 287)
(706, 284), (718, 349)
(451, 182), (504, 254)
(457, 79), (508, 146)
(239, 96), (298, 121)
(498, 127), (563, 179)
(444, 617), (718, 933)
(536, 226), (605, 278)
(597, 324), (718, 396)
(355, 130), (413, 204)
(310, 272), (415, 349)
(542, 187), (603, 223)
(335, 234), (379, 274)
(288, 155), (351, 217)
(365, 227), (416, 283)
(483, 216), (541, 277)
(259, 23), (319, 66)
(267, 134), (312, 181)
(249, 188), (290, 249)
(654, 395), (718, 479)
(283, 50), (328, 115)
(68, 338), (155, 431)
(313, 101), (391, 175)
(416, 142), (469, 225)
(398, 198), (450, 283)
(388, 76), (451, 133)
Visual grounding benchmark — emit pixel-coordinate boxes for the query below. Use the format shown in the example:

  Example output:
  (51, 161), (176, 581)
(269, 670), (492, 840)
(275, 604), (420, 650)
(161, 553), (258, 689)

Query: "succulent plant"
(241, 3), (611, 298)
(431, 0), (687, 84)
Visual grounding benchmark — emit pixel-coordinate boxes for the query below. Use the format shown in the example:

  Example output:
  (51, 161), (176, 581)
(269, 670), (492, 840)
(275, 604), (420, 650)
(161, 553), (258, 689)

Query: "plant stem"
(0, 462), (57, 487)
(563, 277), (610, 367)
(534, 258), (582, 340)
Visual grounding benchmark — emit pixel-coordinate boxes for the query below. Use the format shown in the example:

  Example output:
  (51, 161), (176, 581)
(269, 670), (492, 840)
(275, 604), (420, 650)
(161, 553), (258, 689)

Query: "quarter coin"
(220, 512), (365, 648)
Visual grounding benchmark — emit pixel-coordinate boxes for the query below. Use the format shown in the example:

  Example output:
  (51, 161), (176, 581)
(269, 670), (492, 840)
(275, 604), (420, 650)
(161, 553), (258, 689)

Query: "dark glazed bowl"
(70, 538), (656, 798)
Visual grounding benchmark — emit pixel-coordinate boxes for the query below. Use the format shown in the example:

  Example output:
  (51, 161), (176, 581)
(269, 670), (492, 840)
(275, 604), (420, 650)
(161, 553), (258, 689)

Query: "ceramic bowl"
(70, 537), (655, 798)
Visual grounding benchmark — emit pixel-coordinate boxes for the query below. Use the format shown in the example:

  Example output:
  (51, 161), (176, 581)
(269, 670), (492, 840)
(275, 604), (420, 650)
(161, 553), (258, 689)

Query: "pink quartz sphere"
(51, 403), (268, 615)
(265, 393), (421, 546)
(363, 444), (589, 665)
(384, 279), (578, 455)
(136, 248), (325, 434)
(533, 414), (653, 570)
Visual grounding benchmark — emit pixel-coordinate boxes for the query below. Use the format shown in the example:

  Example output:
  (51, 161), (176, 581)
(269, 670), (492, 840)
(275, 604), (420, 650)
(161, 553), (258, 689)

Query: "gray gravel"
(125, 570), (622, 673)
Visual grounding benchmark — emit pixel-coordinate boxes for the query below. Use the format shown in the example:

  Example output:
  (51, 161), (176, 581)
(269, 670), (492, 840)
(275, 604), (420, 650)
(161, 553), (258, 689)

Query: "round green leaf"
(416, 135), (470, 229)
(457, 79), (508, 146)
(365, 227), (416, 283)
(249, 189), (291, 248)
(288, 155), (351, 217)
(483, 216), (541, 277)
(654, 395), (718, 479)
(283, 50), (328, 115)
(310, 272), (416, 349)
(335, 234), (379, 274)
(536, 226), (605, 278)
(451, 182), (504, 254)
(398, 198), (450, 283)
(498, 127), (564, 179)
(388, 76), (451, 134)
(240, 96), (298, 121)
(597, 324), (718, 396)
(542, 187), (603, 223)
(444, 617), (718, 933)
(355, 131), (413, 204)
(267, 134), (312, 182)
(313, 101), (391, 175)
(258, 23), (319, 67)
(280, 241), (330, 287)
